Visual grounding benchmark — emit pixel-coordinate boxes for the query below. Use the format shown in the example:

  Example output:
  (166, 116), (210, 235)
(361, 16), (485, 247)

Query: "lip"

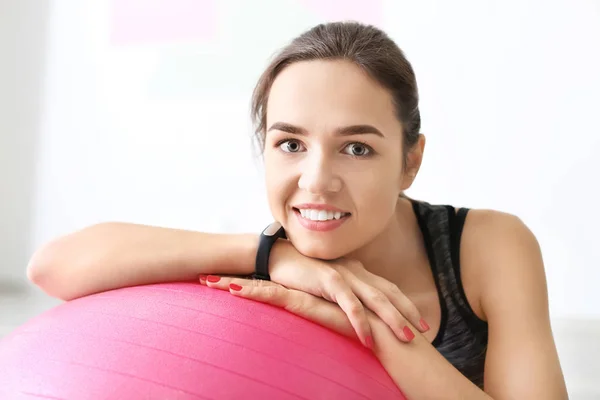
(292, 203), (350, 213)
(293, 208), (350, 232)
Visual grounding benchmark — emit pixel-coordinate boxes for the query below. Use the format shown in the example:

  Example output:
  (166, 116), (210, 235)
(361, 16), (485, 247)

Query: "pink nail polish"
(403, 326), (415, 342)
(229, 283), (242, 291)
(207, 275), (221, 283)
(199, 274), (207, 280)
(365, 336), (374, 349)
(420, 318), (430, 331)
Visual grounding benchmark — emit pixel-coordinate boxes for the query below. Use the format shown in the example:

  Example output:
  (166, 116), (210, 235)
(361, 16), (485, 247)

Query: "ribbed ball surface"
(0, 283), (405, 399)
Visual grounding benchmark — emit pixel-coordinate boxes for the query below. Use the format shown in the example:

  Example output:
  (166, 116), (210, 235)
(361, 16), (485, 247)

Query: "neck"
(347, 197), (423, 283)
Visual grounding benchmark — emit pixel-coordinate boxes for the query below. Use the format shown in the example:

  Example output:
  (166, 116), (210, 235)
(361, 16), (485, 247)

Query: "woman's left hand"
(200, 274), (362, 343)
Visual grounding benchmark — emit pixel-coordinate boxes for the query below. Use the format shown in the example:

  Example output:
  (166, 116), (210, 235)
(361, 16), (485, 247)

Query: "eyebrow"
(267, 122), (384, 138)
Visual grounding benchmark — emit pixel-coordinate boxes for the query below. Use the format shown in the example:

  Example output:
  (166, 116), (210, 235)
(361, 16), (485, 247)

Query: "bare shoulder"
(459, 208), (546, 322)
(461, 208), (539, 249)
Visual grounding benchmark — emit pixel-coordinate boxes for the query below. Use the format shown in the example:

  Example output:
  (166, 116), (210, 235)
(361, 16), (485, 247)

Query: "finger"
(337, 269), (416, 342)
(335, 261), (428, 334)
(202, 275), (231, 290)
(202, 275), (230, 290)
(203, 275), (274, 291)
(229, 284), (358, 341)
(228, 281), (289, 308)
(321, 270), (373, 349)
(346, 267), (427, 333)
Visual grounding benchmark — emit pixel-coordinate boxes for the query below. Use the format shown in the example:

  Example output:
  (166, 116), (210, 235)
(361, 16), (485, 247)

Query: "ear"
(400, 134), (426, 191)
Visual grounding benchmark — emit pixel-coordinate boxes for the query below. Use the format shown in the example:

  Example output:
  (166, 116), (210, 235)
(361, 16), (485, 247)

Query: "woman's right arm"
(27, 222), (260, 301)
(28, 222), (427, 346)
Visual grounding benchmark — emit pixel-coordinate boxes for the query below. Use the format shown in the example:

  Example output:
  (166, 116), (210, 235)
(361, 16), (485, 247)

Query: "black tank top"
(411, 200), (489, 388)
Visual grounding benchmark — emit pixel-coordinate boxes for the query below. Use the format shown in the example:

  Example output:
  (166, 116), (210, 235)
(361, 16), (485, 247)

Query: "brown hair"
(250, 21), (421, 163)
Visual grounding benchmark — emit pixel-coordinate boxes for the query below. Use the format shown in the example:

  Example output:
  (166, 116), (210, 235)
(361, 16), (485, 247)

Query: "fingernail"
(199, 274), (207, 280)
(420, 318), (430, 331)
(365, 336), (374, 349)
(403, 326), (415, 342)
(207, 275), (221, 283)
(229, 283), (243, 291)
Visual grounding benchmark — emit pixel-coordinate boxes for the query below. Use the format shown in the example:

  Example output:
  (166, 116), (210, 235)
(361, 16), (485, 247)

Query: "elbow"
(26, 249), (45, 286)
(27, 237), (72, 300)
(26, 223), (112, 300)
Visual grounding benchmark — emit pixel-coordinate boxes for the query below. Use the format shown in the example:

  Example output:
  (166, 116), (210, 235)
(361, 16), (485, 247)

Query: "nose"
(297, 152), (342, 194)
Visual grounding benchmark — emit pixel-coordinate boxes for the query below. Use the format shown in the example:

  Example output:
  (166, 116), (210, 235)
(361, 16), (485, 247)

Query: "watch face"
(262, 221), (283, 236)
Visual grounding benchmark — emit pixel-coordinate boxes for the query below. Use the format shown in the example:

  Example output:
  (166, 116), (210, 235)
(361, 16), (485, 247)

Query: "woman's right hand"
(202, 239), (429, 348)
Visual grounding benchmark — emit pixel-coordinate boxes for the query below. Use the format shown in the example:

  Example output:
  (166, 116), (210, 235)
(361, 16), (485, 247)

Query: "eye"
(278, 139), (305, 153)
(343, 142), (372, 157)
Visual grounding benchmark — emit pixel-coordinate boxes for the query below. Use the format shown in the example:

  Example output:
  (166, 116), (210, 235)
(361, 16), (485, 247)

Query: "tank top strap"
(410, 199), (454, 345)
(447, 206), (488, 333)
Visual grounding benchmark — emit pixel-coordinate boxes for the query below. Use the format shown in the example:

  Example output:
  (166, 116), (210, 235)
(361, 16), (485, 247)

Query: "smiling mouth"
(292, 207), (351, 222)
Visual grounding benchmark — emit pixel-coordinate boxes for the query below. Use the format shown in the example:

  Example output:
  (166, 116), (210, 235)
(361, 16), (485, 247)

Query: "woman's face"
(263, 59), (415, 260)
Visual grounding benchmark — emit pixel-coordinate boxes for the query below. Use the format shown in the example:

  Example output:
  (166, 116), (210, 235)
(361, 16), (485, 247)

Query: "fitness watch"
(253, 221), (287, 281)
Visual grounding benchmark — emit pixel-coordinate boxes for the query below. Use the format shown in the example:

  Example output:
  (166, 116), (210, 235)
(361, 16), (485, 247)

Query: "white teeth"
(310, 210), (319, 220)
(298, 209), (348, 221)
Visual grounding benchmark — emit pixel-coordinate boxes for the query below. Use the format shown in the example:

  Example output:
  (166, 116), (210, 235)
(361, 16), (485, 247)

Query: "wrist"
(266, 238), (294, 282)
(239, 233), (262, 275)
(366, 313), (392, 358)
(252, 222), (286, 280)
(199, 233), (259, 276)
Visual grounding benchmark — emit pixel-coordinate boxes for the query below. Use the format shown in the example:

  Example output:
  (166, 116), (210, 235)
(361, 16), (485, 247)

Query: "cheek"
(264, 153), (287, 190)
(357, 180), (398, 211)
(348, 166), (400, 219)
(264, 153), (294, 217)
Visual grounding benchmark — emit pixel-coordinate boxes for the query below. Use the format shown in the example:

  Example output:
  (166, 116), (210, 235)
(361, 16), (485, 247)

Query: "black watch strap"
(253, 222), (287, 281)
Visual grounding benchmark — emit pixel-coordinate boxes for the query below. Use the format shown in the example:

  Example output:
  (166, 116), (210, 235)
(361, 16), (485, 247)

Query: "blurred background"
(1, 0), (599, 397)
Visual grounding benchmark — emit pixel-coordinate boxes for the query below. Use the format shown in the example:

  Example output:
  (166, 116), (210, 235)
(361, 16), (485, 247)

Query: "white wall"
(1, 0), (599, 396)
(29, 0), (600, 319)
(0, 0), (49, 284)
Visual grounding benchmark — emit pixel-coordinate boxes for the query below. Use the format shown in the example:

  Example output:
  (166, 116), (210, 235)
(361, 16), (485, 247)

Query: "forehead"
(266, 60), (399, 130)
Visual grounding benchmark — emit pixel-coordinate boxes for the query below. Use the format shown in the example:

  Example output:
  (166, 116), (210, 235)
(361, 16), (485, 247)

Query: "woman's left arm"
(368, 313), (490, 399)
(460, 210), (568, 398)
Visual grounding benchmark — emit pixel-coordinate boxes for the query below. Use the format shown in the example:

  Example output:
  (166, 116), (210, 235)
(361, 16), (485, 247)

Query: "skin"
(263, 59), (418, 263)
(204, 59), (568, 398)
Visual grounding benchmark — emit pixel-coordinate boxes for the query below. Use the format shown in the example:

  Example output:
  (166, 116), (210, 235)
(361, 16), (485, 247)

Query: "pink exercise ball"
(0, 282), (406, 399)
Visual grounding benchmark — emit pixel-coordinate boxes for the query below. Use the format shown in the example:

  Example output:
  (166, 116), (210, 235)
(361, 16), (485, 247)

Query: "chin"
(291, 238), (347, 261)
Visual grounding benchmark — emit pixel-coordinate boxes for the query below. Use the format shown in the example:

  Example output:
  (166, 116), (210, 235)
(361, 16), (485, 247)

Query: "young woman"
(27, 22), (568, 399)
